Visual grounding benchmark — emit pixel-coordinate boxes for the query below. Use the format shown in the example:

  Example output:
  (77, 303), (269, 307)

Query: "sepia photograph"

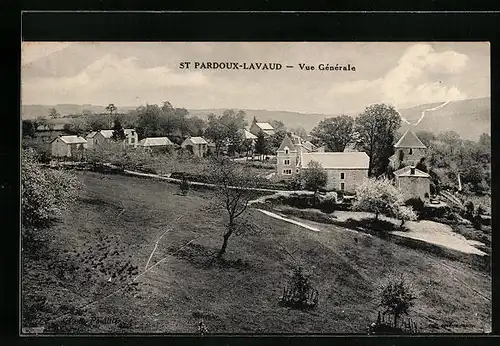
(20, 41), (491, 334)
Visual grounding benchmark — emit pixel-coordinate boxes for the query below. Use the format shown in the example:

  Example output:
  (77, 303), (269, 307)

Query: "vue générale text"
(179, 62), (356, 71)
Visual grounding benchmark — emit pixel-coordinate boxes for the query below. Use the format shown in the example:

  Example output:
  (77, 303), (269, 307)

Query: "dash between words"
(179, 62), (356, 71)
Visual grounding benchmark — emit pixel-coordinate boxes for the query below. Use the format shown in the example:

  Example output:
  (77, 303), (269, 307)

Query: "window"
(284, 159), (290, 165)
(340, 172), (345, 180)
(283, 169), (292, 175)
(131, 137), (135, 144)
(409, 148), (413, 155)
(284, 146), (289, 154)
(340, 182), (345, 191)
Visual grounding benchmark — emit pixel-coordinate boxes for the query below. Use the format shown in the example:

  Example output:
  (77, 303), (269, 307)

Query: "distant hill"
(21, 104), (138, 120)
(22, 97), (490, 141)
(397, 97), (490, 141)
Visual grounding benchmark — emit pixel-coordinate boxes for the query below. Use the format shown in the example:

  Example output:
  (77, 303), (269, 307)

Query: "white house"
(51, 135), (87, 159)
(86, 128), (138, 149)
(181, 136), (209, 157)
(249, 118), (275, 137)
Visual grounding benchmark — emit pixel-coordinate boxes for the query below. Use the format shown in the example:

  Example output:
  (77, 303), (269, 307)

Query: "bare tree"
(206, 157), (258, 258)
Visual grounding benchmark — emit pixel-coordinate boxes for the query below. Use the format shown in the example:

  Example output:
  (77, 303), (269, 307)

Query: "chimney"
(410, 167), (415, 175)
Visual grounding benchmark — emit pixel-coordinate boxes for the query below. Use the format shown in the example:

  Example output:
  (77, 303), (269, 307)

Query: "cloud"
(22, 54), (209, 104)
(327, 43), (469, 107)
(21, 42), (74, 66)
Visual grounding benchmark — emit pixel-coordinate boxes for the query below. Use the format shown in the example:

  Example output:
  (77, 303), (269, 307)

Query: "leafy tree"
(111, 119), (127, 141)
(254, 131), (268, 160)
(204, 113), (227, 157)
(355, 104), (401, 177)
(22, 120), (37, 138)
(302, 161), (327, 192)
(48, 108), (60, 119)
(106, 103), (117, 117)
(267, 129), (287, 154)
(136, 104), (163, 138)
(379, 274), (417, 329)
(353, 178), (403, 220)
(310, 115), (354, 152)
(415, 158), (427, 173)
(478, 133), (491, 148)
(207, 157), (257, 258)
(63, 118), (92, 136)
(269, 119), (286, 132)
(87, 115), (110, 131)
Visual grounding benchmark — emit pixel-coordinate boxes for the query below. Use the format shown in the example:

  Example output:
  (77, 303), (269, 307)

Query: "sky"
(21, 42), (490, 114)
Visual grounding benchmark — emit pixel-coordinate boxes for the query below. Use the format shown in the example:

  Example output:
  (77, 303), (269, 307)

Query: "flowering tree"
(302, 161), (328, 192)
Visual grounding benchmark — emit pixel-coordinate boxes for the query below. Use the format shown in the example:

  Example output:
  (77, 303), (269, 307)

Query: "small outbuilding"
(138, 137), (173, 152)
(51, 135), (87, 159)
(181, 136), (209, 157)
(394, 165), (431, 202)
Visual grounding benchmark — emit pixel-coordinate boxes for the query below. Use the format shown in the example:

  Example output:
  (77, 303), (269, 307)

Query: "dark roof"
(394, 129), (427, 149)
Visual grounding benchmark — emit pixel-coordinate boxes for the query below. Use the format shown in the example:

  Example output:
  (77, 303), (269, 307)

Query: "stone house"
(51, 135), (87, 159)
(394, 165), (431, 201)
(276, 134), (369, 192)
(181, 136), (209, 157)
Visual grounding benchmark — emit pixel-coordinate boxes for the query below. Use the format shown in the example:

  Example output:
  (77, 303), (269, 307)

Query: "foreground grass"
(22, 171), (491, 334)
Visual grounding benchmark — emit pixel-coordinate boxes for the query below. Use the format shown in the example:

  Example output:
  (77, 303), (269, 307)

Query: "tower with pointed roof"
(390, 129), (427, 169)
(276, 134), (300, 180)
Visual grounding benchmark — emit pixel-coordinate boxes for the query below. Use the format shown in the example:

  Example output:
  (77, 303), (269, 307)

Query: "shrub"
(21, 148), (82, 228)
(404, 198), (425, 216)
(279, 266), (318, 309)
(180, 175), (190, 196)
(288, 173), (303, 190)
(379, 274), (417, 329)
(353, 178), (404, 220)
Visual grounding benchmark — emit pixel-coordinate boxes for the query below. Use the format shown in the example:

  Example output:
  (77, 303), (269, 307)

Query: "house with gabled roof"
(394, 165), (431, 201)
(138, 137), (174, 153)
(249, 118), (275, 137)
(276, 134), (369, 192)
(51, 135), (87, 159)
(181, 136), (208, 157)
(390, 129), (427, 169)
(86, 128), (138, 149)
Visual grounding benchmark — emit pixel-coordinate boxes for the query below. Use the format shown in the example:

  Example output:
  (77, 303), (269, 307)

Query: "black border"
(6, 10), (500, 346)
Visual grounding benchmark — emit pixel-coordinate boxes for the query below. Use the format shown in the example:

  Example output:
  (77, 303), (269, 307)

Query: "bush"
(379, 274), (417, 328)
(278, 266), (318, 309)
(180, 175), (190, 196)
(302, 161), (327, 192)
(22, 148), (82, 228)
(404, 198), (425, 216)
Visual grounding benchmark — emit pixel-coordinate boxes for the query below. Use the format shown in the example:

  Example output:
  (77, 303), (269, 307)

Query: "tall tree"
(48, 108), (60, 119)
(355, 104), (401, 177)
(310, 115), (354, 152)
(136, 104), (163, 138)
(207, 157), (257, 258)
(22, 120), (37, 138)
(105, 103), (117, 117)
(204, 113), (227, 157)
(254, 131), (268, 160)
(112, 119), (127, 141)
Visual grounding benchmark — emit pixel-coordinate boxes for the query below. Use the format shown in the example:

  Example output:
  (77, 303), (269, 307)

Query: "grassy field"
(22, 171), (491, 334)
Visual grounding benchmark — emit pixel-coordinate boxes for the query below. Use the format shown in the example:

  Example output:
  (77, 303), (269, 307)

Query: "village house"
(86, 128), (138, 149)
(51, 135), (87, 159)
(181, 136), (209, 157)
(249, 118), (275, 137)
(390, 129), (427, 169)
(138, 137), (174, 152)
(276, 134), (369, 192)
(394, 165), (431, 201)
